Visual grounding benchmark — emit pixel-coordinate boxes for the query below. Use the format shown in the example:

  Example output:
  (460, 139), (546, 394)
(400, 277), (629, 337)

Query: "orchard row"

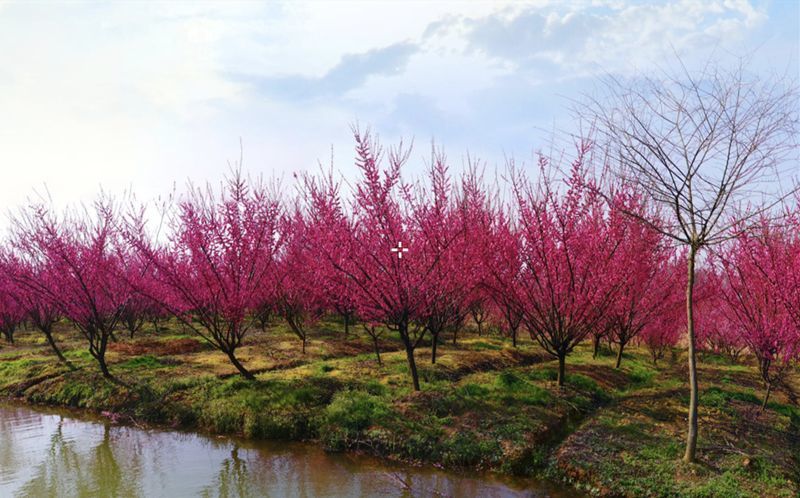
(0, 130), (798, 408)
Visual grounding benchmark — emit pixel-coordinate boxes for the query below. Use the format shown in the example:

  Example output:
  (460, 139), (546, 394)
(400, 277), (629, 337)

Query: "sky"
(0, 0), (797, 218)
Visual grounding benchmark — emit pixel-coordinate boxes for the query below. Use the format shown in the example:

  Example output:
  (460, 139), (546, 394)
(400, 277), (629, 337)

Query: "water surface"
(0, 402), (579, 497)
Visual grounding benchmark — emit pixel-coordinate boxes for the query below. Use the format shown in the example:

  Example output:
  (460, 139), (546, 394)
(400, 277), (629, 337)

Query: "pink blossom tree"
(481, 207), (525, 348)
(603, 190), (676, 368)
(0, 255), (68, 362)
(636, 260), (686, 366)
(11, 201), (133, 378)
(0, 274), (24, 344)
(509, 147), (623, 386)
(639, 305), (683, 365)
(308, 129), (457, 390)
(451, 167), (496, 346)
(694, 269), (747, 362)
(747, 203), (800, 335)
(415, 152), (481, 364)
(301, 170), (360, 338)
(273, 208), (324, 354)
(117, 251), (156, 339)
(717, 221), (800, 408)
(128, 171), (285, 380)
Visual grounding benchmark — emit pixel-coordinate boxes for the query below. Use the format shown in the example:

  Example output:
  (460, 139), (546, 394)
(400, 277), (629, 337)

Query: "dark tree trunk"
(96, 332), (112, 378)
(431, 331), (439, 364)
(98, 355), (112, 379)
(372, 334), (382, 365)
(615, 341), (626, 369)
(504, 308), (520, 348)
(43, 327), (69, 365)
(472, 307), (486, 337)
(400, 322), (420, 391)
(227, 349), (255, 380)
(285, 317), (307, 354)
(406, 343), (420, 391)
(761, 381), (772, 411)
(557, 352), (566, 387)
(91, 333), (112, 379)
(593, 334), (601, 358)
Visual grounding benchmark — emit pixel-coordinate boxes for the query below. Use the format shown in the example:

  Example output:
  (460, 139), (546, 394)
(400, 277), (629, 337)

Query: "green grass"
(118, 355), (167, 370)
(0, 320), (797, 498)
(701, 386), (761, 409)
(321, 389), (391, 448)
(470, 340), (502, 351)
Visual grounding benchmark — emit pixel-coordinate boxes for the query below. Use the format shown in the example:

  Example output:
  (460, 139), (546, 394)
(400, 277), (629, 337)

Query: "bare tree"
(579, 57), (798, 463)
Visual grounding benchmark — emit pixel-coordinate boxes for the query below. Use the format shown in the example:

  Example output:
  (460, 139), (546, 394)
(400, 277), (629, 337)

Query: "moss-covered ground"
(1, 319), (797, 497)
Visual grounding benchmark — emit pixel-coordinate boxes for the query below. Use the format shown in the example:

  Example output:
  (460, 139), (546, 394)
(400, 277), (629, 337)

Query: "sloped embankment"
(554, 359), (799, 497)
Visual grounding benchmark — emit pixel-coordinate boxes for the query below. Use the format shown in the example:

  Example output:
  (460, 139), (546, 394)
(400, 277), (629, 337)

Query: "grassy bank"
(1, 320), (797, 497)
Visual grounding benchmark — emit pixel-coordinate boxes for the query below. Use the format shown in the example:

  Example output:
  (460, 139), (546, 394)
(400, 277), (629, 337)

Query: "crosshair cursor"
(390, 241), (409, 259)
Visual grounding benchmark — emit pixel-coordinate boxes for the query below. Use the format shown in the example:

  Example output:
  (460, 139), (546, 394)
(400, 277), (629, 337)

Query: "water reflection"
(0, 403), (578, 497)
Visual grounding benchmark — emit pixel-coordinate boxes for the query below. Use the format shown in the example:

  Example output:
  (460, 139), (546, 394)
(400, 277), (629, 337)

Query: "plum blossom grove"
(0, 131), (798, 404)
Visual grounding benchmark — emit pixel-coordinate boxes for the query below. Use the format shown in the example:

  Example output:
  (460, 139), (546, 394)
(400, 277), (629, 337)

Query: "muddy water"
(0, 402), (580, 497)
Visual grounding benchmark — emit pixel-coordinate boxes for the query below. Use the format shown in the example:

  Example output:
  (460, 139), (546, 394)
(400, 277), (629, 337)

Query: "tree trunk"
(431, 331), (438, 364)
(511, 327), (517, 348)
(593, 334), (601, 358)
(615, 341), (625, 369)
(227, 349), (255, 380)
(761, 382), (772, 411)
(400, 322), (420, 391)
(98, 357), (112, 378)
(43, 328), (69, 365)
(557, 352), (566, 387)
(406, 344), (420, 391)
(372, 334), (382, 365)
(286, 318), (307, 354)
(93, 332), (112, 379)
(96, 348), (112, 379)
(683, 245), (699, 464)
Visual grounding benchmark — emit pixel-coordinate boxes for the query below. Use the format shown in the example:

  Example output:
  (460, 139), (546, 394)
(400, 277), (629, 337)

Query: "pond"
(0, 402), (580, 497)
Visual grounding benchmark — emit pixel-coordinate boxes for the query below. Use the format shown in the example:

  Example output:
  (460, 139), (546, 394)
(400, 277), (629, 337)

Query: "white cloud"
(0, 0), (792, 229)
(451, 0), (769, 77)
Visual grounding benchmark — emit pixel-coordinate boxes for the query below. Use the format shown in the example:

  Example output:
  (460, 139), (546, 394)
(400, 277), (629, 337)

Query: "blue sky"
(0, 0), (797, 215)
